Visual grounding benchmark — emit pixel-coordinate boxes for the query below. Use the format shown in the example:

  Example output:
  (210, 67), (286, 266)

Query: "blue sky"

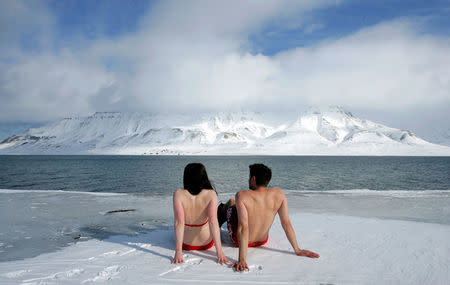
(0, 0), (449, 141)
(49, 0), (150, 40)
(13, 0), (450, 56)
(251, 0), (450, 55)
(13, 0), (150, 54)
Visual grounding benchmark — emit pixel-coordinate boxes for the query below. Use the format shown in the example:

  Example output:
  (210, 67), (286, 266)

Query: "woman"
(172, 163), (228, 264)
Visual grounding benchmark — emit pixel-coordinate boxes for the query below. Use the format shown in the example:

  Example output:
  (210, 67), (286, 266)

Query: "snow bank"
(1, 212), (449, 285)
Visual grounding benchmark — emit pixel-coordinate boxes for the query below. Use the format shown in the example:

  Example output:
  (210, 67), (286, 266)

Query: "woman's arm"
(207, 192), (229, 264)
(172, 190), (185, 263)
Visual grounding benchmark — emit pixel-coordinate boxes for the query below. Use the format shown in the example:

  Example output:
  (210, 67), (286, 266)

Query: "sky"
(0, 0), (449, 141)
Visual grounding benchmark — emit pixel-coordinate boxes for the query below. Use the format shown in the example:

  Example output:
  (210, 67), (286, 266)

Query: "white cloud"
(0, 0), (449, 133)
(274, 20), (450, 111)
(0, 54), (113, 121)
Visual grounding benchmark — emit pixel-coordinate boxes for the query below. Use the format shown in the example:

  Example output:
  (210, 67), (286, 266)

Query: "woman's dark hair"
(183, 163), (215, 195)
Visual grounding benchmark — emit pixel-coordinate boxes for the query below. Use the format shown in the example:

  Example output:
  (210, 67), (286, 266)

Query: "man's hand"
(230, 260), (248, 272)
(172, 251), (184, 264)
(217, 253), (229, 265)
(295, 249), (320, 258)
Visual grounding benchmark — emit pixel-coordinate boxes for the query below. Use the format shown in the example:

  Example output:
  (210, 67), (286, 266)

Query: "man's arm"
(172, 190), (185, 263)
(231, 191), (250, 272)
(278, 193), (319, 258)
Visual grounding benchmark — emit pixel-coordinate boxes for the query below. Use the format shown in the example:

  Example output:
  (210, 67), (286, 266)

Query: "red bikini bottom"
(247, 234), (269, 248)
(182, 239), (214, 251)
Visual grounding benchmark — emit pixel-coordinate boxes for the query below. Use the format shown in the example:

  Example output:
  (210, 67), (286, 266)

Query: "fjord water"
(1, 155), (449, 193)
(0, 155), (449, 262)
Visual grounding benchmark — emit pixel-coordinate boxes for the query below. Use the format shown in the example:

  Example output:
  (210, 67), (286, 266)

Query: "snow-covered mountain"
(1, 107), (449, 155)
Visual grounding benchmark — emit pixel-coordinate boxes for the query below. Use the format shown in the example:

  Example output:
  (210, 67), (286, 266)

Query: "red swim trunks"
(226, 205), (269, 247)
(182, 239), (214, 251)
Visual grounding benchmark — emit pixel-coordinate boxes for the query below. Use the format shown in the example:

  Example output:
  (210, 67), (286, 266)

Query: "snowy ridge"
(1, 107), (449, 155)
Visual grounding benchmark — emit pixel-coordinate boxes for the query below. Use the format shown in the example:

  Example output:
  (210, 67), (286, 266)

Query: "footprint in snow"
(159, 258), (204, 276)
(236, 264), (263, 274)
(22, 268), (85, 282)
(81, 265), (123, 283)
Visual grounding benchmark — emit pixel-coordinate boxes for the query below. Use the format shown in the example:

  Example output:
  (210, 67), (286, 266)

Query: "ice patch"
(99, 250), (119, 257)
(120, 249), (136, 256)
(85, 249), (135, 261)
(127, 242), (152, 250)
(1, 269), (31, 278)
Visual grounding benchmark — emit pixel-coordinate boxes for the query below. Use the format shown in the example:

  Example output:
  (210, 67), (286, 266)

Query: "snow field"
(1, 212), (449, 285)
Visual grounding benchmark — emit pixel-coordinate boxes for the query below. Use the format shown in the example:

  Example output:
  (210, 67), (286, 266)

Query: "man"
(218, 164), (319, 272)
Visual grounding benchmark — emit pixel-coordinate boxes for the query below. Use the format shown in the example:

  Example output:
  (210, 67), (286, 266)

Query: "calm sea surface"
(1, 155), (449, 193)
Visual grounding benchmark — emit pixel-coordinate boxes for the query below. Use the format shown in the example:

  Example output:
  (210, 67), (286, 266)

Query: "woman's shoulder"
(199, 189), (217, 200)
(173, 188), (188, 198)
(174, 188), (216, 199)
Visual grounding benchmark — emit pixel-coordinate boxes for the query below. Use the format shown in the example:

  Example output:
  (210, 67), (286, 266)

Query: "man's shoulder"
(269, 187), (286, 199)
(235, 189), (253, 200)
(269, 187), (284, 193)
(269, 186), (282, 191)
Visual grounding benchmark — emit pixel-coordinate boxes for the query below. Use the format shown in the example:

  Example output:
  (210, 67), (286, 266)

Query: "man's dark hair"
(183, 163), (215, 195)
(249, 164), (272, 187)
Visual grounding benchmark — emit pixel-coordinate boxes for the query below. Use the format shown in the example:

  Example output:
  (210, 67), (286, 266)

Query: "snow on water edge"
(0, 189), (127, 196)
(284, 189), (450, 197)
(2, 188), (450, 198)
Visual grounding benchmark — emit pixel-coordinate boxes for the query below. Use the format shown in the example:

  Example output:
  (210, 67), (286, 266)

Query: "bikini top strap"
(184, 219), (209, 227)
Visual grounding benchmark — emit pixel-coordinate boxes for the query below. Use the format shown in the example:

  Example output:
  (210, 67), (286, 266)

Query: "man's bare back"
(235, 187), (284, 243)
(218, 164), (319, 272)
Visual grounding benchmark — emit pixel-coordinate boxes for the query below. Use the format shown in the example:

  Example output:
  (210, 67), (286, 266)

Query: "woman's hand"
(217, 251), (229, 264)
(172, 251), (184, 264)
(295, 248), (320, 258)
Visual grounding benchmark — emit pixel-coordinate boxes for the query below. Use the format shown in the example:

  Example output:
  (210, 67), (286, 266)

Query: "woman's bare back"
(175, 189), (215, 245)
